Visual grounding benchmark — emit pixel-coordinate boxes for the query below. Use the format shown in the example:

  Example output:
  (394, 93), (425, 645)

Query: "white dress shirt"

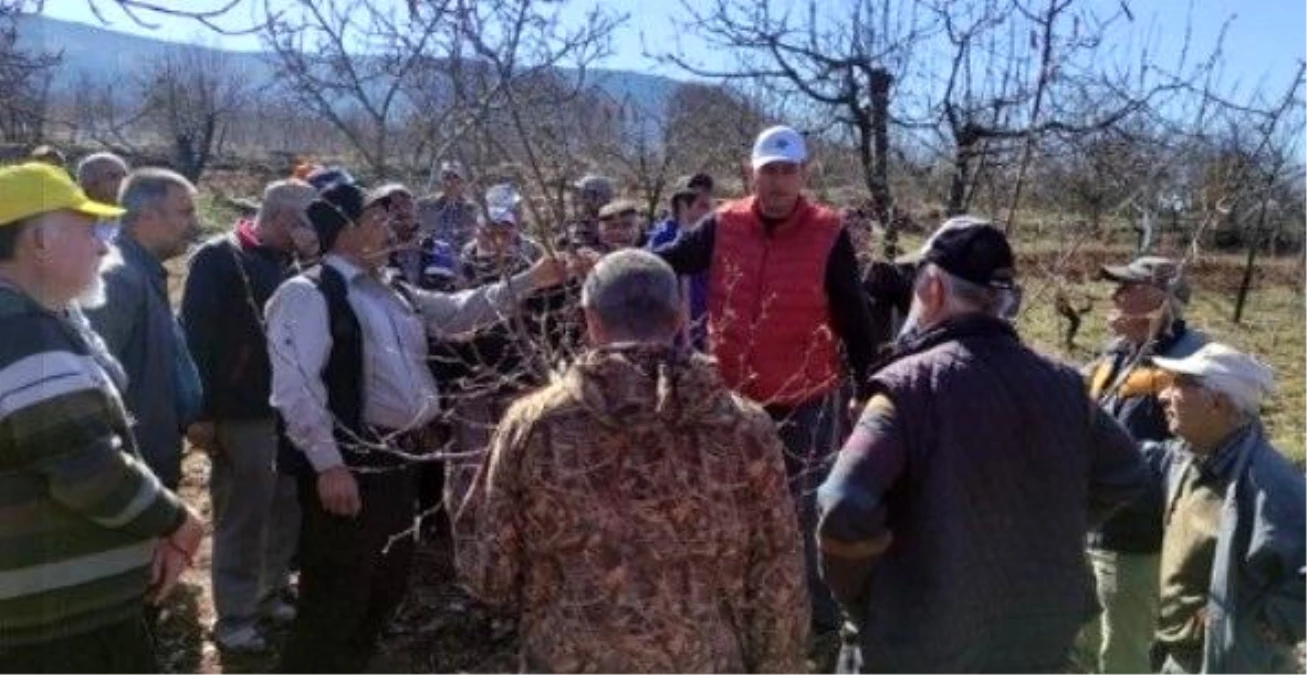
(266, 254), (534, 471)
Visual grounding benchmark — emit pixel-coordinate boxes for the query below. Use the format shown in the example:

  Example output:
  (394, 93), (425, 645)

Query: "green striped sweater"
(0, 285), (185, 649)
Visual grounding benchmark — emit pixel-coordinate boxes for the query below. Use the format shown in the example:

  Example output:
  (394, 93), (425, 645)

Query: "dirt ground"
(152, 452), (519, 674)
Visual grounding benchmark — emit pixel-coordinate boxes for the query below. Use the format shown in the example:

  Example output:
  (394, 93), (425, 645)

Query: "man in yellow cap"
(0, 163), (204, 672)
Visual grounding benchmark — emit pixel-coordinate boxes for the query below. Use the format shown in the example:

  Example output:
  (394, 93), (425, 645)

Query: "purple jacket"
(818, 315), (1146, 671)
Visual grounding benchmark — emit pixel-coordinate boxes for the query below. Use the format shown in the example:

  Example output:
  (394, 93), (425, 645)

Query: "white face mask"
(896, 297), (925, 344)
(996, 286), (1023, 321)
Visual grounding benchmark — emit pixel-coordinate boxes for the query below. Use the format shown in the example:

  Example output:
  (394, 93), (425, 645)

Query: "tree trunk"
(1233, 198), (1269, 324)
(868, 68), (895, 258)
(947, 144), (972, 216)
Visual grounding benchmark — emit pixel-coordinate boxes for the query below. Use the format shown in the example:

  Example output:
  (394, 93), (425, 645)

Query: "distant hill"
(16, 14), (683, 116)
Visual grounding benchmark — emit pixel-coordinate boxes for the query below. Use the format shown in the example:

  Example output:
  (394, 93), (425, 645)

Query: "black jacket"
(1086, 322), (1208, 554)
(180, 231), (293, 421)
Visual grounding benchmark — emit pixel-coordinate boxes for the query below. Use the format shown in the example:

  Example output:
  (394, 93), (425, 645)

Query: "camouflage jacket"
(457, 344), (808, 673)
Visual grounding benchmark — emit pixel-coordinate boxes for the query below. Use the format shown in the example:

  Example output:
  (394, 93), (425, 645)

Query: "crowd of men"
(0, 126), (1302, 675)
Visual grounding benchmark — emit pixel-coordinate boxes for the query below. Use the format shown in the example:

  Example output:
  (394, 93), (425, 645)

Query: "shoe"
(264, 599), (297, 625)
(215, 624), (269, 653)
(807, 627), (842, 674)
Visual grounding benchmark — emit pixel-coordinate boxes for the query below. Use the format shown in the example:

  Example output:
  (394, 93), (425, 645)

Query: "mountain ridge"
(17, 14), (683, 116)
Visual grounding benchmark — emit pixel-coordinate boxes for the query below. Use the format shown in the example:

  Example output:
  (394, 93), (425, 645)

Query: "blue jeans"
(769, 391), (845, 633)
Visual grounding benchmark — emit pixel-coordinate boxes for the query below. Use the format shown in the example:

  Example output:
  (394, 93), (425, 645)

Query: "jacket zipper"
(746, 225), (773, 389)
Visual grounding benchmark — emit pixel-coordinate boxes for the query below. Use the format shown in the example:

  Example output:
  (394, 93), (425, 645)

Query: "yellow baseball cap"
(0, 162), (125, 227)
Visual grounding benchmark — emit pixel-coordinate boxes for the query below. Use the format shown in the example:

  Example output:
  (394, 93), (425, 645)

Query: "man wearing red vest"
(655, 124), (878, 661)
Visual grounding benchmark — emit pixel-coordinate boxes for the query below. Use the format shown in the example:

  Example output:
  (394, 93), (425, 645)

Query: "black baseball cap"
(687, 172), (713, 191)
(1098, 256), (1191, 304)
(900, 216), (1016, 288)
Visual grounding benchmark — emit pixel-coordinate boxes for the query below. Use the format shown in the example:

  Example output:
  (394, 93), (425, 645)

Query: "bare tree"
(663, 82), (768, 187)
(262, 0), (454, 178)
(0, 1), (58, 144)
(137, 46), (250, 181)
(915, 0), (1204, 232)
(451, 0), (624, 228)
(1202, 63), (1306, 323)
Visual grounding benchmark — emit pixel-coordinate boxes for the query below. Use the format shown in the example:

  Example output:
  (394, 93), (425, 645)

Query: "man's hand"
(317, 466), (361, 517)
(148, 508), (204, 605)
(527, 254), (571, 290)
(185, 421), (217, 453)
(571, 248), (602, 275)
(847, 397), (868, 428)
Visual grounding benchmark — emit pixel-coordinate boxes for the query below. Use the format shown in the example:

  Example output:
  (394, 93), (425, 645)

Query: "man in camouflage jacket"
(457, 249), (808, 673)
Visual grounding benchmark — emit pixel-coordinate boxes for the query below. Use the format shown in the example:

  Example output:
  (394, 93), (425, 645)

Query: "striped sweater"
(0, 284), (186, 648)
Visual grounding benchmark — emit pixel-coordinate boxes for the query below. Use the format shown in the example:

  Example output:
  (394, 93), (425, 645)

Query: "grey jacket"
(85, 233), (195, 488)
(1153, 423), (1305, 673)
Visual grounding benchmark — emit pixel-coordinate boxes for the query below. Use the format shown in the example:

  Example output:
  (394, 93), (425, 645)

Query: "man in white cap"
(655, 124), (878, 665)
(595, 199), (644, 252)
(1082, 255), (1208, 674)
(416, 159), (478, 249)
(1148, 343), (1303, 674)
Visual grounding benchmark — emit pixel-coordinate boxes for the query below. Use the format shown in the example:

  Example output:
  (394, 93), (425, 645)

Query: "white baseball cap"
(439, 160), (466, 179)
(1152, 342), (1275, 414)
(486, 206), (517, 226)
(485, 183), (521, 225)
(751, 125), (807, 169)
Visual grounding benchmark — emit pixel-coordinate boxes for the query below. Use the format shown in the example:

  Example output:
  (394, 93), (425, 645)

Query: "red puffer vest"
(707, 196), (843, 406)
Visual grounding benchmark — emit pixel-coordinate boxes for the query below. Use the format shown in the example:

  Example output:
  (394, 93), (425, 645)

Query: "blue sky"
(43, 0), (1306, 99)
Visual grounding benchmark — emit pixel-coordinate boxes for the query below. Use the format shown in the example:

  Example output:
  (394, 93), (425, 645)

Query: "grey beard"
(75, 246), (121, 310)
(75, 273), (107, 309)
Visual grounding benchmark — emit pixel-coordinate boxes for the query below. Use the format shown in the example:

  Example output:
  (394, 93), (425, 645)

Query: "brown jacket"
(457, 344), (808, 673)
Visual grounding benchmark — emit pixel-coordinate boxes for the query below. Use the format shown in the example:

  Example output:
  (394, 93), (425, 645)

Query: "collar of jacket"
(234, 219), (293, 264)
(878, 313), (1018, 369)
(564, 342), (726, 426)
(1197, 420), (1259, 483)
(116, 230), (167, 288)
(745, 195), (815, 235)
(1112, 318), (1189, 356)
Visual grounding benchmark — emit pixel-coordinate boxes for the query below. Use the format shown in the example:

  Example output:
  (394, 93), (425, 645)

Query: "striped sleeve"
(0, 327), (185, 540)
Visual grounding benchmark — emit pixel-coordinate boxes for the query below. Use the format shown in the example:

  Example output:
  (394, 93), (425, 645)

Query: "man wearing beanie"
(266, 181), (575, 672)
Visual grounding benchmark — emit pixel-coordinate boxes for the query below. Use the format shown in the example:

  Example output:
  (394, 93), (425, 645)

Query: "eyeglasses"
(93, 221), (120, 244)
